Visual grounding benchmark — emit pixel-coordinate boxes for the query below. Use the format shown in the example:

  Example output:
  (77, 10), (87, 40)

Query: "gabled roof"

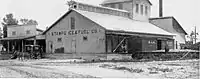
(43, 9), (173, 36)
(101, 0), (152, 5)
(43, 10), (72, 34)
(150, 16), (188, 35)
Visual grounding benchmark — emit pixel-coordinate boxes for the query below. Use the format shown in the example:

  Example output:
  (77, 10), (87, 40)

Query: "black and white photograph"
(0, 0), (199, 78)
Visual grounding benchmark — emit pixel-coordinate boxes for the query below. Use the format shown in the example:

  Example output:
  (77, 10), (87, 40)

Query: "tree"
(20, 18), (38, 25)
(1, 13), (18, 38)
(187, 31), (199, 44)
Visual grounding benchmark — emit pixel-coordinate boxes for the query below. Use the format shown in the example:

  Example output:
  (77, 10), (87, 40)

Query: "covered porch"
(0, 35), (45, 53)
(105, 30), (174, 53)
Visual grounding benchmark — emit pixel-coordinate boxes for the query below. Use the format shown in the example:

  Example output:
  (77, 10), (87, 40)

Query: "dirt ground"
(0, 59), (199, 78)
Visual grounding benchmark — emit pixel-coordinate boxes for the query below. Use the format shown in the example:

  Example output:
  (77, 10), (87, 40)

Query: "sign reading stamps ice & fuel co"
(50, 29), (98, 36)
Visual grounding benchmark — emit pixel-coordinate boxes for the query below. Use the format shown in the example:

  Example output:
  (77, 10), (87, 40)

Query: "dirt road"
(0, 60), (95, 78)
(0, 59), (199, 78)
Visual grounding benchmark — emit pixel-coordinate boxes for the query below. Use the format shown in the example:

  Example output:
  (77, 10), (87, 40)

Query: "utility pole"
(194, 26), (198, 44)
(194, 26), (196, 44)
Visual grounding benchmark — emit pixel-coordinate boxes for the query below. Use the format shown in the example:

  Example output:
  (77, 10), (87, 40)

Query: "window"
(119, 3), (123, 9)
(111, 4), (115, 8)
(83, 36), (88, 41)
(57, 38), (62, 42)
(136, 4), (139, 13)
(12, 31), (16, 35)
(70, 17), (75, 29)
(145, 6), (148, 15)
(26, 30), (31, 34)
(140, 5), (143, 15)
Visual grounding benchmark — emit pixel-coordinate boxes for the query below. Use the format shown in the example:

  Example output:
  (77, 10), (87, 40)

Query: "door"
(106, 36), (112, 52)
(71, 38), (76, 53)
(48, 41), (53, 53)
(157, 40), (162, 50)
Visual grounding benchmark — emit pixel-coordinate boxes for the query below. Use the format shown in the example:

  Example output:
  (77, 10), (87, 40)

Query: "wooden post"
(34, 36), (36, 45)
(18, 41), (20, 51)
(15, 41), (17, 50)
(105, 35), (107, 52)
(7, 41), (10, 53)
(22, 40), (24, 52)
(111, 35), (113, 52)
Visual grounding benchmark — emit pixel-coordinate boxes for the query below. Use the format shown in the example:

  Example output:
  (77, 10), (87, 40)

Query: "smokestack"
(159, 0), (163, 17)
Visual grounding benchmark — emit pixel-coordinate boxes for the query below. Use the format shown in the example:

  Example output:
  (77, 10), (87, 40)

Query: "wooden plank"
(180, 51), (190, 59)
(113, 37), (126, 52)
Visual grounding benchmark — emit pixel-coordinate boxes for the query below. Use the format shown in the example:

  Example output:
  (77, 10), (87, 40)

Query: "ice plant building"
(43, 0), (175, 58)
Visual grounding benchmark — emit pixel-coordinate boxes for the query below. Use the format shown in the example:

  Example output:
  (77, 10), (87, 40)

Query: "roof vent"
(67, 1), (131, 18)
(67, 0), (77, 9)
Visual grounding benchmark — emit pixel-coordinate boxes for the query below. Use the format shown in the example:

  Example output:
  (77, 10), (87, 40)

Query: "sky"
(0, 0), (199, 40)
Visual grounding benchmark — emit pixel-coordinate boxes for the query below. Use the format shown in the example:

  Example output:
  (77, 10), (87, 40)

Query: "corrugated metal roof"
(75, 9), (173, 36)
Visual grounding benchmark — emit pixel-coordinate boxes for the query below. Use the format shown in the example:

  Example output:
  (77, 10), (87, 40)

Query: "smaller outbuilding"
(150, 17), (188, 49)
(0, 24), (45, 53)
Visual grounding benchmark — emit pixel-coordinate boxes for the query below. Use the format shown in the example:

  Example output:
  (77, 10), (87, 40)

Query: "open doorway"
(157, 40), (162, 50)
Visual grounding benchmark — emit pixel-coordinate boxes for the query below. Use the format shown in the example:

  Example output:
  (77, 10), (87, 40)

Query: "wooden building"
(43, 0), (175, 58)
(150, 17), (187, 49)
(0, 24), (45, 53)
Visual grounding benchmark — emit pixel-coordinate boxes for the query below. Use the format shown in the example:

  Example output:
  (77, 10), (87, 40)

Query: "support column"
(111, 35), (113, 52)
(15, 41), (17, 50)
(34, 36), (36, 45)
(7, 41), (10, 53)
(18, 41), (20, 51)
(105, 35), (108, 52)
(22, 40), (24, 52)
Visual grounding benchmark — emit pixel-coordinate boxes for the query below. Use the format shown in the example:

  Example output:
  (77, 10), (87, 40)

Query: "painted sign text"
(50, 29), (98, 36)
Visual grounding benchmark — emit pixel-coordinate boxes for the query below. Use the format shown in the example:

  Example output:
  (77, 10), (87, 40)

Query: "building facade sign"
(49, 29), (98, 36)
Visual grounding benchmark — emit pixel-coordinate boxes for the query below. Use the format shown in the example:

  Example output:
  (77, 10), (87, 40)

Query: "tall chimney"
(159, 0), (163, 17)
